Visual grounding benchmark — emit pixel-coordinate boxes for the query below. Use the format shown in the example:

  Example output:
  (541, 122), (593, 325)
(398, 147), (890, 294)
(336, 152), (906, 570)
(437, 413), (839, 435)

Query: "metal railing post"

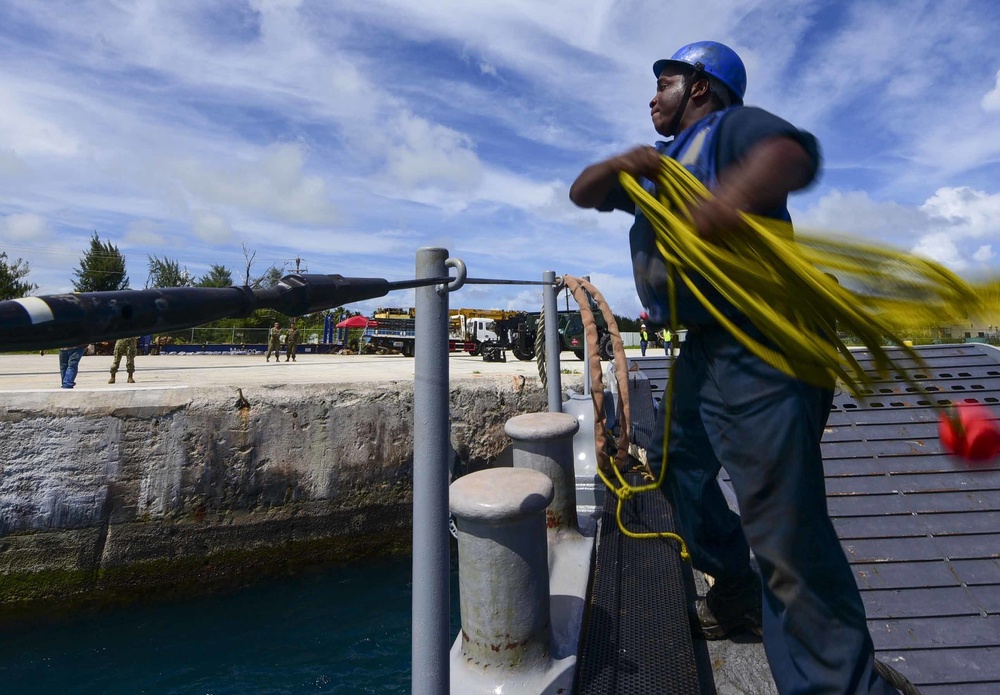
(543, 270), (561, 413)
(582, 275), (591, 397)
(412, 247), (451, 695)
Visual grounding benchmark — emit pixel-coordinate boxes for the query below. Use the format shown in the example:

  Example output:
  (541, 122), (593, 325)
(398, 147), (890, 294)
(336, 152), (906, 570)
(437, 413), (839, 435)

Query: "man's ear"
(691, 76), (711, 99)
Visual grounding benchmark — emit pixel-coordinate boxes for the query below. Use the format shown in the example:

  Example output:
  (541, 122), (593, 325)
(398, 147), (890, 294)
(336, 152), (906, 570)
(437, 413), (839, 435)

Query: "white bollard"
(449, 467), (554, 673)
(504, 412), (580, 531)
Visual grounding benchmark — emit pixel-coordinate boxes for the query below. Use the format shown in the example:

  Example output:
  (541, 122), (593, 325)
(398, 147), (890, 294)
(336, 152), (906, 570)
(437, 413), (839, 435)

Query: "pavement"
(0, 349), (641, 392)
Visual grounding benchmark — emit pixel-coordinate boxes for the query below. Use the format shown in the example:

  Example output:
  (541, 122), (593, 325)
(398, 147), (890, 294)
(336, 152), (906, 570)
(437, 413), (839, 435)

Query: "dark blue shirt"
(598, 106), (820, 325)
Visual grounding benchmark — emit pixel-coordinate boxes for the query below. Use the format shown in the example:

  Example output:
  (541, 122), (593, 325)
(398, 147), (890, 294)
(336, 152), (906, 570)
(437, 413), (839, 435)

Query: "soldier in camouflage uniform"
(108, 336), (137, 384)
(285, 322), (300, 362)
(266, 322), (282, 363)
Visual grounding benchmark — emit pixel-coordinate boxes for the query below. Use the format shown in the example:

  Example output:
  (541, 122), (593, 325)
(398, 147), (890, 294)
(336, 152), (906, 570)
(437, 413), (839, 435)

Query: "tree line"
(0, 232), (359, 337)
(3, 232), (644, 339)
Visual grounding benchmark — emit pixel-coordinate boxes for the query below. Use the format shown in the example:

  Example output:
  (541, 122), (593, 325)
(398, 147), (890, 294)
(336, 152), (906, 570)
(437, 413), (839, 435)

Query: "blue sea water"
(0, 555), (459, 694)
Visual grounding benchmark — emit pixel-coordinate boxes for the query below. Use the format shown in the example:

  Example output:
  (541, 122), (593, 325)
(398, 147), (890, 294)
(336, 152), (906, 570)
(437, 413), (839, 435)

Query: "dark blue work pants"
(58, 346), (85, 389)
(647, 324), (896, 695)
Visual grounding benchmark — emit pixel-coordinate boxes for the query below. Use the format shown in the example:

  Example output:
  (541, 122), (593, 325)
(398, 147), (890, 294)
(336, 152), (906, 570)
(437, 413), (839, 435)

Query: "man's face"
(649, 65), (689, 137)
(274, 323), (279, 329)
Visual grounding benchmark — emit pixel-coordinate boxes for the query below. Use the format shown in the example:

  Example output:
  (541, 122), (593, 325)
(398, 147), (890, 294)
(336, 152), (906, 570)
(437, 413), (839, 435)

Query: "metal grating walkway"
(576, 468), (703, 695)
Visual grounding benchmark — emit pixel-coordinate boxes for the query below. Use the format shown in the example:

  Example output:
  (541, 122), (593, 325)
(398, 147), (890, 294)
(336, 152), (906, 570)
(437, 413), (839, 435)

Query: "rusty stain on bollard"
(505, 412), (580, 533)
(449, 467), (554, 673)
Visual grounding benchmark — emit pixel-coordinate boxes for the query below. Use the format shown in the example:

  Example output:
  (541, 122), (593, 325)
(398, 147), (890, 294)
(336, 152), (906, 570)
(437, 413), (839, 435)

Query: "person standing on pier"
(659, 327), (672, 356)
(58, 344), (86, 389)
(266, 322), (282, 363)
(108, 336), (137, 384)
(570, 41), (909, 695)
(285, 322), (299, 362)
(639, 323), (649, 356)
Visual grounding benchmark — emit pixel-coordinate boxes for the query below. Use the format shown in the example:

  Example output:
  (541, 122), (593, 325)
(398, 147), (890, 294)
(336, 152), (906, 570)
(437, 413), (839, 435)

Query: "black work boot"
(694, 569), (763, 640)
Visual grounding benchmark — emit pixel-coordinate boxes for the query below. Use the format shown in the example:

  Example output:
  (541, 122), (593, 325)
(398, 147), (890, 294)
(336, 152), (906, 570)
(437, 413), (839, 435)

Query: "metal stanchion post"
(582, 274), (591, 397)
(543, 270), (561, 413)
(412, 247), (451, 695)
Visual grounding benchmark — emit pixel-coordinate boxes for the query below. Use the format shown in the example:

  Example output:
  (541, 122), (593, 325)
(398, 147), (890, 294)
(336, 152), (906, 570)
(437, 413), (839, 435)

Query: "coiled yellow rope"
(585, 155), (987, 559)
(623, 157), (981, 395)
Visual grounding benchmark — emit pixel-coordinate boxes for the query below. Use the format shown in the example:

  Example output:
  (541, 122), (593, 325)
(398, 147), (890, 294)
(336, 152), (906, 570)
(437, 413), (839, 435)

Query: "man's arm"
(569, 146), (662, 209)
(689, 135), (815, 240)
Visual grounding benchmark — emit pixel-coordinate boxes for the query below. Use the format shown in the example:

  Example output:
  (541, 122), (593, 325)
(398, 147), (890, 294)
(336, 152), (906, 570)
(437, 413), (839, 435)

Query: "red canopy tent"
(336, 315), (374, 329)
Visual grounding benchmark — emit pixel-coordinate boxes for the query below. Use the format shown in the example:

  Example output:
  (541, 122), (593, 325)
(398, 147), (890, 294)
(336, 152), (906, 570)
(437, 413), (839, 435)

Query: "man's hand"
(688, 188), (750, 242)
(689, 136), (815, 241)
(569, 146), (662, 209)
(610, 145), (662, 181)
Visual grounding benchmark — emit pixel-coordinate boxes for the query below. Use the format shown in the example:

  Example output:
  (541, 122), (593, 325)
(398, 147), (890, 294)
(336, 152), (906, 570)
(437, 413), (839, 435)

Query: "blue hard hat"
(653, 41), (747, 104)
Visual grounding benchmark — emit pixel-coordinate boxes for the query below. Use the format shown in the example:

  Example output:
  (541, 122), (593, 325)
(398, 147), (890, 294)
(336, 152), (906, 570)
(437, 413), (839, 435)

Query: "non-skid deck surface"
(627, 344), (1000, 693)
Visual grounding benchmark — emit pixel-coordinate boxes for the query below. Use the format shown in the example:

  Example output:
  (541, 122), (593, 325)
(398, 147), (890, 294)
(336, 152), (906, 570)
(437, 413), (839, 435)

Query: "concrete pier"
(0, 352), (580, 623)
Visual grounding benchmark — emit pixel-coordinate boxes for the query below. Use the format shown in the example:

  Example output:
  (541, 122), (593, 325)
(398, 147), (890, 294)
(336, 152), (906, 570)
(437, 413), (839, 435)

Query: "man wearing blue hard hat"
(570, 42), (916, 694)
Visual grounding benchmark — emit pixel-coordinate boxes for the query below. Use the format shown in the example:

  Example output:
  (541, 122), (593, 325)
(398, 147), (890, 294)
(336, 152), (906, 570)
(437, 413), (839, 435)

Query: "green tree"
(0, 251), (38, 300)
(329, 306), (361, 326)
(146, 254), (189, 288)
(197, 264), (234, 288)
(256, 265), (286, 288)
(72, 232), (128, 292)
(614, 314), (641, 332)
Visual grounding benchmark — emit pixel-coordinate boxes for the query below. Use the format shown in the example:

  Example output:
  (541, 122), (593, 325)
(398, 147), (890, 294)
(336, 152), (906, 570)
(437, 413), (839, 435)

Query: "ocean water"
(0, 555), (460, 694)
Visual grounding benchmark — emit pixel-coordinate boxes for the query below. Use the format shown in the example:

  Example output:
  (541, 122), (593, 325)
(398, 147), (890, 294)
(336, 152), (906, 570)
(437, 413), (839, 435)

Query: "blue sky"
(2, 0), (1000, 318)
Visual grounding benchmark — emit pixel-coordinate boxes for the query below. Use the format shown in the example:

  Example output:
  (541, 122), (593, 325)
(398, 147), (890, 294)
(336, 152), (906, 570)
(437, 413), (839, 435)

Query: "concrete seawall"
(0, 376), (556, 622)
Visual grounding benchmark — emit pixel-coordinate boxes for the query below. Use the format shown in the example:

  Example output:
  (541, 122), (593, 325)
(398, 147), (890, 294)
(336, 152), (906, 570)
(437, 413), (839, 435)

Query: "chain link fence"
(169, 328), (325, 345)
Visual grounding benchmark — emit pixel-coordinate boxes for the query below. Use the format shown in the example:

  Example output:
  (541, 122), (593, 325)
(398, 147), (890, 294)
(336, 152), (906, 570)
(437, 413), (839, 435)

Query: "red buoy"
(938, 403), (1000, 463)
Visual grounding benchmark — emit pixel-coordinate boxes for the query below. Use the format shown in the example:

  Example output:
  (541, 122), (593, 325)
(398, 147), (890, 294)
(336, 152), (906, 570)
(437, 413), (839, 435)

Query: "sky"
(2, 0), (1000, 318)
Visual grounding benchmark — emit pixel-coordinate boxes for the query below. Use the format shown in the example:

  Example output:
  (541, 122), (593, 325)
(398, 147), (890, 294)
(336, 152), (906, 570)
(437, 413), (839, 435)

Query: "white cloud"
(168, 144), (336, 225)
(0, 82), (82, 158)
(982, 69), (1000, 111)
(913, 186), (1000, 271)
(1, 213), (50, 241)
(799, 186), (1000, 274)
(0, 148), (26, 176)
(580, 271), (644, 317)
(477, 170), (562, 210)
(920, 187), (1000, 238)
(383, 115), (483, 192)
(191, 212), (234, 244)
(973, 244), (994, 263)
(795, 190), (929, 248)
(495, 271), (642, 317)
(911, 232), (966, 271)
(125, 219), (167, 246)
